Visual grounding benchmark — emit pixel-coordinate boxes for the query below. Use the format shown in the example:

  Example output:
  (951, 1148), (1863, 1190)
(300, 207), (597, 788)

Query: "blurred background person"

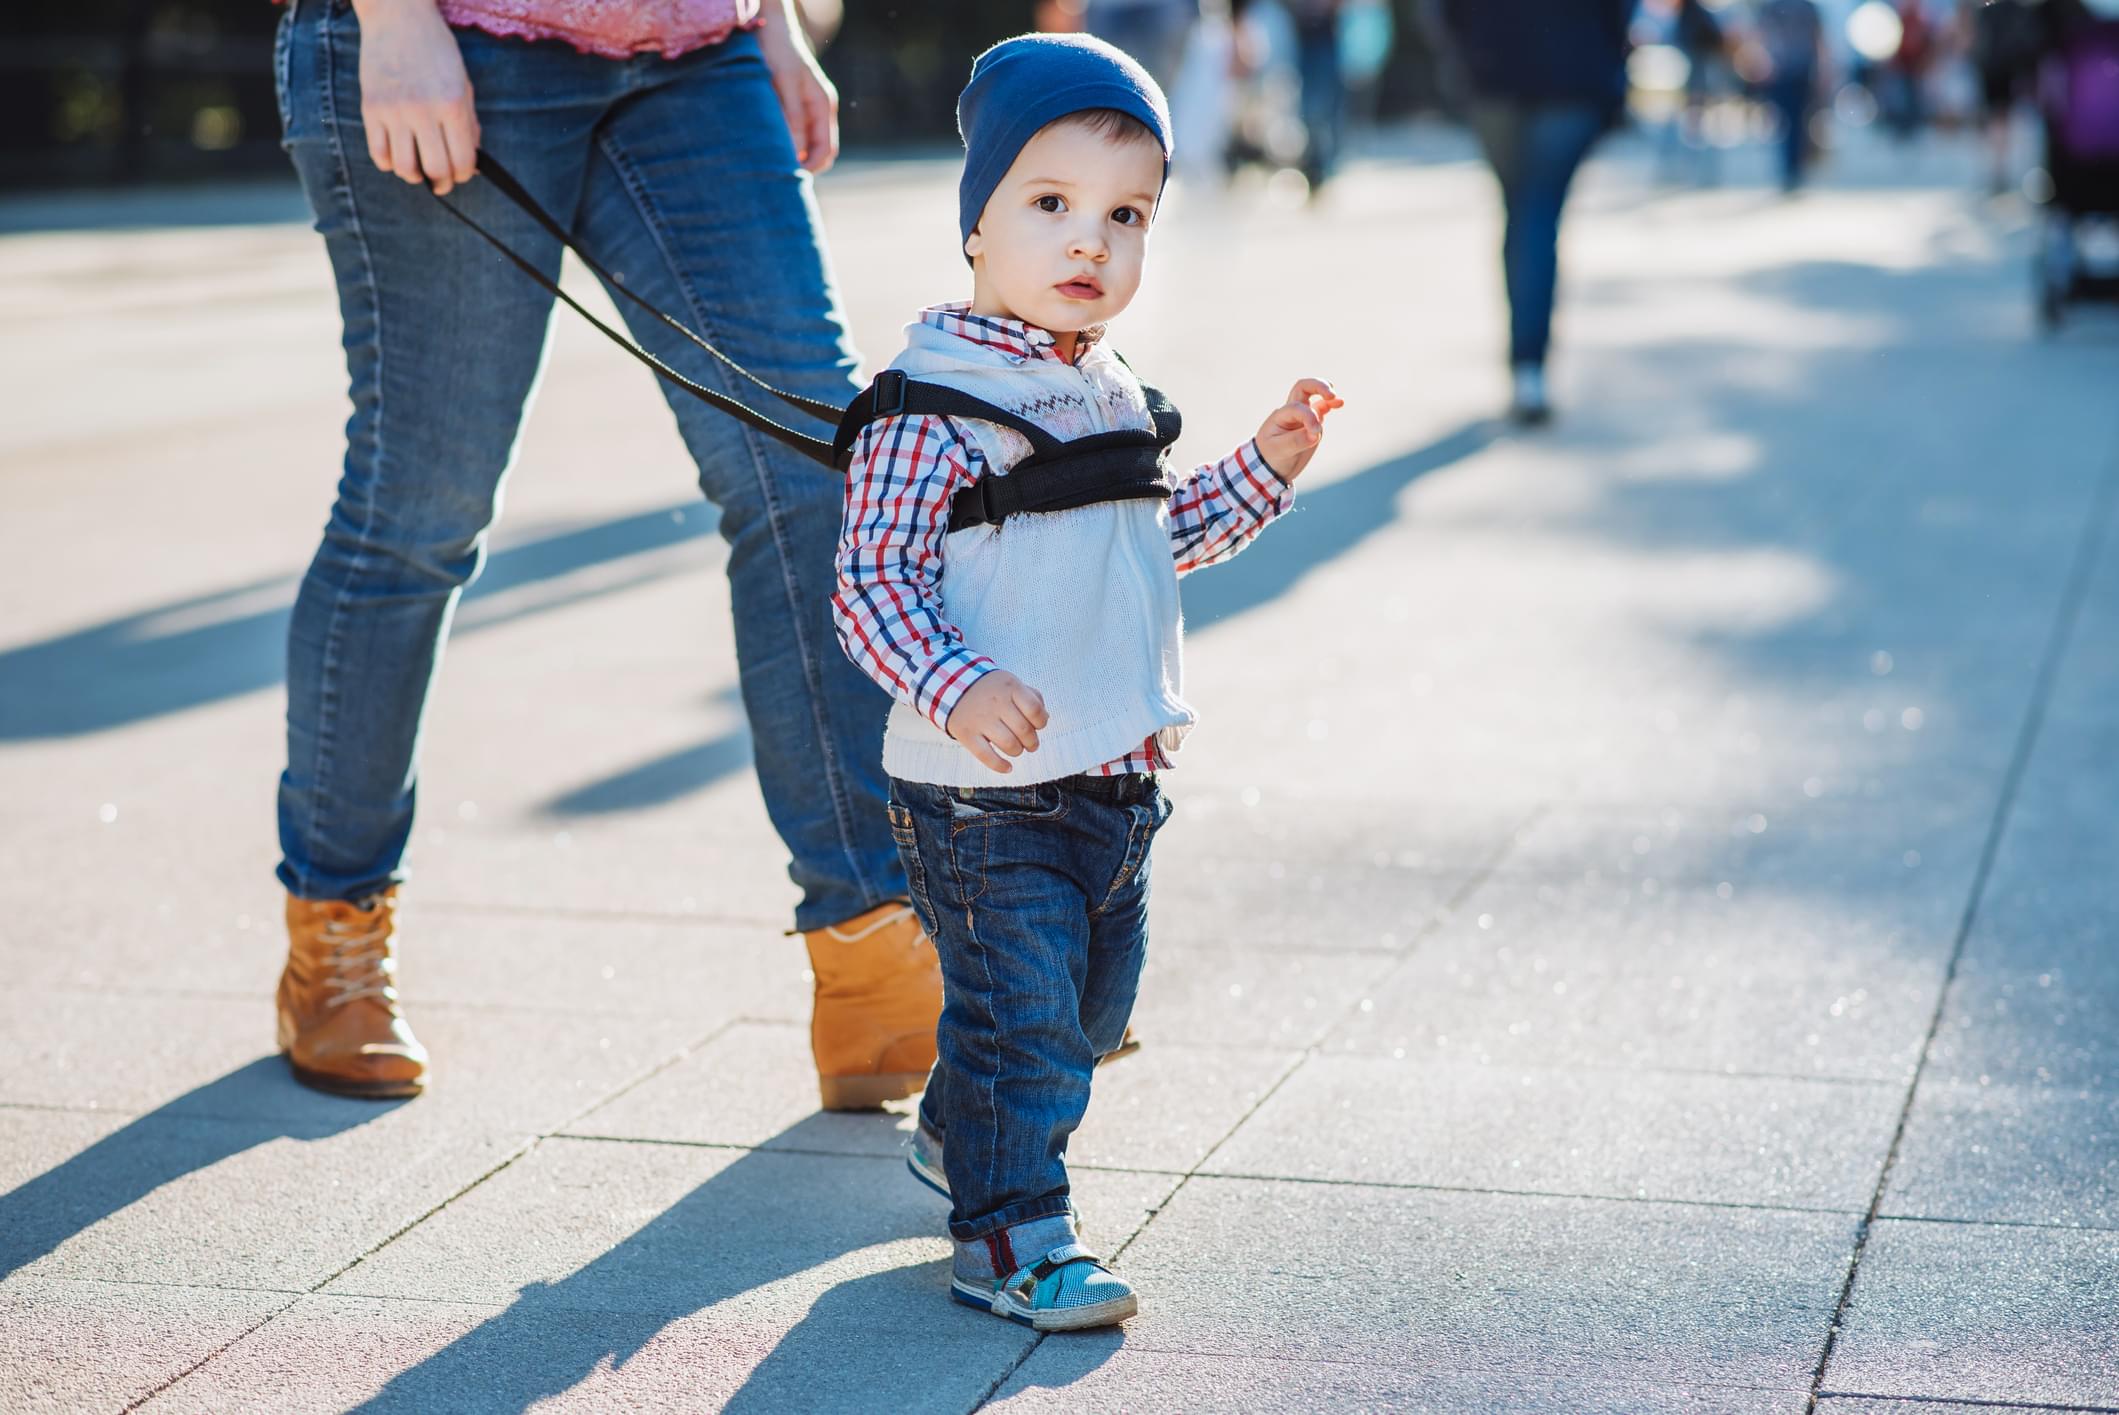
(1675, 0), (1732, 184)
(1291, 0), (1348, 191)
(1085, 0), (1199, 92)
(1756, 0), (1830, 190)
(1438, 0), (1637, 425)
(1966, 0), (2045, 192)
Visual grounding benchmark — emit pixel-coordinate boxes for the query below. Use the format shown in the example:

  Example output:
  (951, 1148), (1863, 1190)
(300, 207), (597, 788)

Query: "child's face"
(965, 121), (1164, 337)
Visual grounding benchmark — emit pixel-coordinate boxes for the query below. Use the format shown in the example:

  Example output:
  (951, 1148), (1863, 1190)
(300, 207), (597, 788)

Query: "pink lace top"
(278, 0), (763, 61)
(439, 0), (760, 58)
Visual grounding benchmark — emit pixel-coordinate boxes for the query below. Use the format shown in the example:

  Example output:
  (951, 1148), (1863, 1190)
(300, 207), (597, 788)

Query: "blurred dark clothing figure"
(2032, 0), (2119, 324)
(1292, 0), (1347, 189)
(1757, 0), (1825, 190)
(1880, 0), (1938, 138)
(1440, 0), (1635, 424)
(1665, 0), (1729, 185)
(1085, 0), (1198, 93)
(1969, 0), (2044, 191)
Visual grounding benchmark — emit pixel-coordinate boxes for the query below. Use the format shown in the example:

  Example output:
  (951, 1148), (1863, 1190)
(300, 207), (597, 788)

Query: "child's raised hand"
(946, 670), (1050, 774)
(1254, 378), (1344, 483)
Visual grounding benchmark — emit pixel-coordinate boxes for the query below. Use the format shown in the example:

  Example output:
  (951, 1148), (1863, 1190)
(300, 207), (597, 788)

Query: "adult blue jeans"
(1468, 102), (1608, 369)
(272, 0), (903, 931)
(891, 773), (1172, 1242)
(1765, 75), (1817, 191)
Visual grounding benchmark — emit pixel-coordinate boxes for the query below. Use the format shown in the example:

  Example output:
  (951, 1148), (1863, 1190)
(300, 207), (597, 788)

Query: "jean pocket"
(945, 783), (1068, 830)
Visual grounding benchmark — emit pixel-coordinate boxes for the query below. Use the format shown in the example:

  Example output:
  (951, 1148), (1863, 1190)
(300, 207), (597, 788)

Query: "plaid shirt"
(833, 306), (1296, 777)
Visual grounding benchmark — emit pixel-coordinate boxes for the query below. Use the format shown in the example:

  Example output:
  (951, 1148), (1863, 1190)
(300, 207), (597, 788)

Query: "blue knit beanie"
(956, 33), (1173, 256)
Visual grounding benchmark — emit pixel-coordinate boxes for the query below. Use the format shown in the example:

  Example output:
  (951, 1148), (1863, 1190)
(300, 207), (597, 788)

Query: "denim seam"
(931, 808), (1005, 1218)
(591, 124), (886, 925)
(1088, 795), (1157, 920)
(302, 0), (387, 901)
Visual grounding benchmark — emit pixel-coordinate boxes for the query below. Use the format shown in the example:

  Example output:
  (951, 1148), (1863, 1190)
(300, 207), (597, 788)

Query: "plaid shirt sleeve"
(833, 413), (996, 733)
(1166, 438), (1297, 577)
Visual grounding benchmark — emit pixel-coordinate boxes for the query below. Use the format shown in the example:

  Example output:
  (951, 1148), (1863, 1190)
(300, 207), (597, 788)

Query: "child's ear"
(964, 225), (984, 262)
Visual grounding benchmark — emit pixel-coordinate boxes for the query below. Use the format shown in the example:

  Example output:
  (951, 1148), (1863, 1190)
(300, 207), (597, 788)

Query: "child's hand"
(1254, 379), (1344, 483)
(946, 671), (1050, 774)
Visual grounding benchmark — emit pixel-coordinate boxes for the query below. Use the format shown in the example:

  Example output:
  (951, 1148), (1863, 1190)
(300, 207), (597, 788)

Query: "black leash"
(429, 150), (843, 468)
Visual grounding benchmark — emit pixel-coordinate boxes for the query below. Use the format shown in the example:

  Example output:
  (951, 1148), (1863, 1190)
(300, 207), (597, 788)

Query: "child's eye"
(1111, 206), (1143, 227)
(1034, 194), (1066, 214)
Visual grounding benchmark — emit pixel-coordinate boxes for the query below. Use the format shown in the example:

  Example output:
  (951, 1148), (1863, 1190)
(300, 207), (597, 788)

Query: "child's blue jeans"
(889, 773), (1172, 1243)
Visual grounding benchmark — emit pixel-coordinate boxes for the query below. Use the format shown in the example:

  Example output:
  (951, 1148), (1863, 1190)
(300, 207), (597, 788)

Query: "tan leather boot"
(277, 889), (428, 1099)
(801, 901), (942, 1111)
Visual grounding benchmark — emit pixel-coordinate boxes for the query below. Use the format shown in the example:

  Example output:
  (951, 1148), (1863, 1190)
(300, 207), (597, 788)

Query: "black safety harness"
(433, 151), (1182, 533)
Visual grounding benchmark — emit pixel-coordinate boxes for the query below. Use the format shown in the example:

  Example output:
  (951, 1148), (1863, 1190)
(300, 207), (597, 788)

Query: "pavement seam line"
(1800, 442), (2119, 1415)
(1814, 1395), (2119, 1414)
(961, 806), (1545, 1414)
(118, 1015), (746, 1411)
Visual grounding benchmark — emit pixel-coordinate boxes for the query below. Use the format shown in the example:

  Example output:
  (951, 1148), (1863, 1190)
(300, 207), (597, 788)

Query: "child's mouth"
(1056, 279), (1103, 300)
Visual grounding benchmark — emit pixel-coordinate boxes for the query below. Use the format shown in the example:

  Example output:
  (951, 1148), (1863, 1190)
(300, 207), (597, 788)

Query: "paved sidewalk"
(3, 124), (2116, 1413)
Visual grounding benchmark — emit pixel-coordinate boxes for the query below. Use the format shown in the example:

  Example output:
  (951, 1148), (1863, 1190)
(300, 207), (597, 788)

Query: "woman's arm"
(351, 0), (480, 194)
(756, 0), (841, 174)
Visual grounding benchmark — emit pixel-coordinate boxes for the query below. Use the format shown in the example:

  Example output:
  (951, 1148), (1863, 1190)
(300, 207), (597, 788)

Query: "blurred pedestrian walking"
(1967, 0), (2044, 192)
(1757, 0), (1829, 190)
(1291, 0), (1348, 191)
(268, 0), (939, 1111)
(1085, 0), (1199, 92)
(1673, 0), (1731, 184)
(1439, 0), (1636, 425)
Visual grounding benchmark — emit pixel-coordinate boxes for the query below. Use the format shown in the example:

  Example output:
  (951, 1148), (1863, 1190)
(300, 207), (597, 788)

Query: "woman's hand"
(945, 671), (1049, 775)
(354, 0), (480, 195)
(1254, 378), (1345, 483)
(757, 0), (841, 174)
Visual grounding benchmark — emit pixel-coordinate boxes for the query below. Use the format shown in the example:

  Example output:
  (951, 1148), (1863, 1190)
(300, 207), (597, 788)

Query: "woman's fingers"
(408, 118), (455, 191)
(806, 78), (841, 174)
(365, 116), (393, 175)
(440, 101), (480, 186)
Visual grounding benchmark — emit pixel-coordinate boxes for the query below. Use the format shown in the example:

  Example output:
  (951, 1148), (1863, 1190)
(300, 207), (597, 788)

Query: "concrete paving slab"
(1884, 1078), (2119, 1228)
(137, 1285), (1026, 1415)
(0, 1104), (526, 1291)
(986, 1345), (1808, 1414)
(1106, 1176), (1855, 1388)
(1824, 1218), (2119, 1406)
(0, 988), (707, 1134)
(1205, 1053), (1897, 1210)
(1329, 876), (1953, 1081)
(0, 1276), (288, 1414)
(1125, 942), (1395, 1049)
(322, 1135), (1178, 1310)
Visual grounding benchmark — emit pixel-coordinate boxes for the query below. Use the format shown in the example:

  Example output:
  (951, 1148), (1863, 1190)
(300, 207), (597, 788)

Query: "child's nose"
(1067, 226), (1107, 260)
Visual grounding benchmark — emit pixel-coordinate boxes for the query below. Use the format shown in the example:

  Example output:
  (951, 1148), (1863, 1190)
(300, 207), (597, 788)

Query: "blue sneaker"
(907, 1121), (949, 1199)
(950, 1241), (1138, 1331)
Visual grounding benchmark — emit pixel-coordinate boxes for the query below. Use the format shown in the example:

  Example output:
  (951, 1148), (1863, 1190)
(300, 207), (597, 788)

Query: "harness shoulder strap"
(830, 370), (1066, 466)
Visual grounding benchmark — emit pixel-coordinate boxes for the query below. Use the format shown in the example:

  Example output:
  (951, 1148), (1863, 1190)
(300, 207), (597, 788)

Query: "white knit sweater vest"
(879, 320), (1194, 786)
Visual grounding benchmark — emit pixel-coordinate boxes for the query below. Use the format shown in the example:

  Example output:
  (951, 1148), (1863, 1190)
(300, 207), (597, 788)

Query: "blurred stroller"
(2036, 0), (2119, 327)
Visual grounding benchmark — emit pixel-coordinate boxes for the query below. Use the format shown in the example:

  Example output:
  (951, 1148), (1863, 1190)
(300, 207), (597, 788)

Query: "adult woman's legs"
(273, 1), (609, 1093)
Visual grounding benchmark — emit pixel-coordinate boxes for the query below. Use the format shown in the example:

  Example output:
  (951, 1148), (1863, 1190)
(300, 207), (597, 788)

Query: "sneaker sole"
(949, 1279), (1138, 1331)
(818, 1070), (927, 1111)
(907, 1151), (951, 1200)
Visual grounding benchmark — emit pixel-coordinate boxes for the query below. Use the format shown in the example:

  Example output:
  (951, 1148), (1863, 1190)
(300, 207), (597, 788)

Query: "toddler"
(831, 32), (1341, 1330)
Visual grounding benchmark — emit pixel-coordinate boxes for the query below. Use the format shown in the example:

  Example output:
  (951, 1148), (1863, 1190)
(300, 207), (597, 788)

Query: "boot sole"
(285, 1055), (425, 1100)
(818, 1070), (927, 1111)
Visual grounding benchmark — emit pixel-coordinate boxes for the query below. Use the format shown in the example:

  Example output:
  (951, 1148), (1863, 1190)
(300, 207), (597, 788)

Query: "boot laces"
(320, 907), (399, 1010)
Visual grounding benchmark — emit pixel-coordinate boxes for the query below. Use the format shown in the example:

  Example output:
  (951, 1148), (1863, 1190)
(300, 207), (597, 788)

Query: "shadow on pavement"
(1183, 419), (1502, 631)
(0, 500), (720, 742)
(0, 1057), (397, 1284)
(343, 1113), (1090, 1413)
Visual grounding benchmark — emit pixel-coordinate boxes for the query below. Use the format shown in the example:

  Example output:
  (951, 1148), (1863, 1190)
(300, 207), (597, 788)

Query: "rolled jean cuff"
(948, 1193), (1078, 1244)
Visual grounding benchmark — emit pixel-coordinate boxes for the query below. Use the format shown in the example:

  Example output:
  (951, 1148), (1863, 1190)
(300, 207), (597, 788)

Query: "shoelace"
(825, 905), (920, 945)
(321, 910), (400, 1010)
